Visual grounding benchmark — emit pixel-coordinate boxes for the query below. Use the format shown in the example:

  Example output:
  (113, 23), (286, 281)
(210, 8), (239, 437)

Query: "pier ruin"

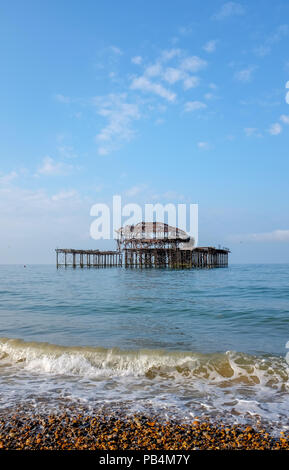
(56, 222), (230, 269)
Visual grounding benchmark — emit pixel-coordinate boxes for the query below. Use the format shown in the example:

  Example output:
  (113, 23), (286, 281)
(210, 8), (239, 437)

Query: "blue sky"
(1, 0), (289, 263)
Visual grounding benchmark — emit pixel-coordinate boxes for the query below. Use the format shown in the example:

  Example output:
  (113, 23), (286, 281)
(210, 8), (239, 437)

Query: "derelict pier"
(56, 222), (230, 269)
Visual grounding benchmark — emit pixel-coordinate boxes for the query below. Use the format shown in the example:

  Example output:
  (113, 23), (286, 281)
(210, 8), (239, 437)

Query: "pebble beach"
(1, 411), (289, 450)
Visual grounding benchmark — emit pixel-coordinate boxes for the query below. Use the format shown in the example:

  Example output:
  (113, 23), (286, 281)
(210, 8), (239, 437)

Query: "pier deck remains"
(56, 222), (230, 269)
(56, 249), (122, 268)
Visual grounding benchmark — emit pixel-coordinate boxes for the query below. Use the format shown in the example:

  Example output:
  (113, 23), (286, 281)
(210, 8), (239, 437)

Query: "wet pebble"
(0, 412), (288, 450)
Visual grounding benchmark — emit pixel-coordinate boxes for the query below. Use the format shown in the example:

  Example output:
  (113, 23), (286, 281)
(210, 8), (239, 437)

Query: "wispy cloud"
(161, 48), (182, 61)
(245, 114), (287, 139)
(155, 117), (165, 126)
(51, 190), (78, 202)
(125, 184), (147, 197)
(280, 114), (289, 125)
(0, 171), (18, 186)
(163, 67), (183, 84)
(229, 229), (289, 243)
(131, 56), (142, 65)
(204, 91), (218, 101)
(213, 2), (245, 20)
(57, 145), (78, 159)
(151, 190), (185, 201)
(130, 49), (206, 101)
(109, 45), (123, 55)
(178, 25), (193, 36)
(197, 141), (211, 150)
(184, 101), (207, 112)
(203, 40), (218, 53)
(183, 76), (200, 90)
(0, 180), (89, 263)
(235, 66), (256, 82)
(0, 185), (84, 216)
(244, 128), (262, 137)
(54, 94), (72, 104)
(131, 76), (176, 102)
(180, 56), (207, 73)
(269, 122), (282, 135)
(36, 157), (74, 176)
(254, 25), (288, 57)
(55, 44), (210, 156)
(93, 93), (141, 155)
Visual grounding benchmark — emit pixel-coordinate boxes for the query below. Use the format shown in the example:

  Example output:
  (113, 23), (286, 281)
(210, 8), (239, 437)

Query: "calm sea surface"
(0, 264), (289, 430)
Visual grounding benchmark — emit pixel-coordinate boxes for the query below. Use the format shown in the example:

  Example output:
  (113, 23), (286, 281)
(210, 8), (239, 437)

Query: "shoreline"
(0, 411), (288, 450)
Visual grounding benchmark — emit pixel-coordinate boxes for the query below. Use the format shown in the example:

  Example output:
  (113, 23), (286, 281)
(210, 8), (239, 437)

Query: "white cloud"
(71, 111), (82, 119)
(131, 76), (176, 102)
(145, 63), (162, 77)
(163, 67), (183, 84)
(36, 157), (73, 176)
(0, 181), (90, 263)
(269, 123), (282, 135)
(183, 76), (200, 90)
(161, 190), (185, 201)
(280, 114), (289, 125)
(57, 145), (78, 159)
(0, 171), (18, 185)
(180, 56), (207, 73)
(213, 2), (245, 20)
(197, 141), (210, 150)
(54, 94), (71, 104)
(255, 25), (288, 57)
(160, 66), (199, 90)
(94, 93), (141, 155)
(254, 46), (271, 58)
(179, 26), (192, 36)
(235, 66), (255, 82)
(184, 101), (207, 112)
(161, 48), (182, 62)
(131, 56), (142, 65)
(151, 190), (185, 201)
(244, 128), (262, 137)
(269, 24), (289, 44)
(244, 128), (257, 136)
(51, 190), (78, 202)
(98, 147), (110, 156)
(0, 179), (85, 218)
(56, 46), (207, 157)
(230, 230), (289, 243)
(125, 184), (146, 197)
(109, 46), (122, 55)
(203, 40), (218, 53)
(108, 71), (117, 80)
(129, 49), (206, 108)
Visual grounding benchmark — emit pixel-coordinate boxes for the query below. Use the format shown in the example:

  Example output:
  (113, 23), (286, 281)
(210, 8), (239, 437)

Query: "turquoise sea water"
(0, 264), (289, 430)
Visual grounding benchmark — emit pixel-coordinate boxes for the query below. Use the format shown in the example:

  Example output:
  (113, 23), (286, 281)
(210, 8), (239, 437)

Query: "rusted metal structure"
(116, 222), (229, 268)
(56, 222), (230, 269)
(55, 249), (122, 268)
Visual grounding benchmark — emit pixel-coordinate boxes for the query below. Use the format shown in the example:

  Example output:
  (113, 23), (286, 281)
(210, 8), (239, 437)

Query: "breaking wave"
(0, 337), (288, 389)
(1, 337), (289, 433)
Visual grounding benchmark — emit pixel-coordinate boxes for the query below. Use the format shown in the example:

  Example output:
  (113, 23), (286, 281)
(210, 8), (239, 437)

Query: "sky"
(0, 0), (289, 263)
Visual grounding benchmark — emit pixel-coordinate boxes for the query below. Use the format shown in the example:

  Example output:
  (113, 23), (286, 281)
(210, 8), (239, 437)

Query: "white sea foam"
(0, 337), (289, 432)
(0, 337), (288, 385)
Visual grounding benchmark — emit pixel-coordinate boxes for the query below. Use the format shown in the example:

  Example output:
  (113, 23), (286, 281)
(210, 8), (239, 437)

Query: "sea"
(0, 264), (289, 433)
